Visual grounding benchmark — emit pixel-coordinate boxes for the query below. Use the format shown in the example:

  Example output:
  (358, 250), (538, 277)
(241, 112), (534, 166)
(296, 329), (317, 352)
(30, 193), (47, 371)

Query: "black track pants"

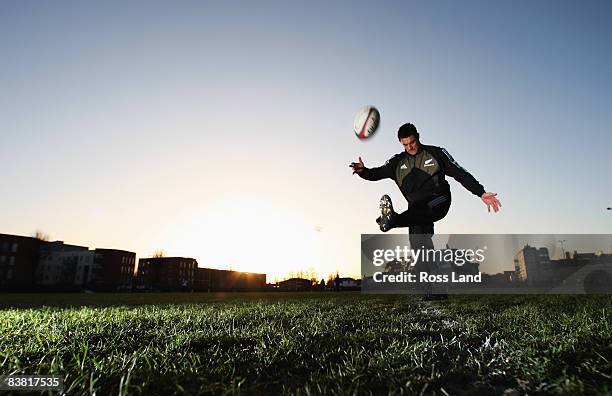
(392, 194), (451, 237)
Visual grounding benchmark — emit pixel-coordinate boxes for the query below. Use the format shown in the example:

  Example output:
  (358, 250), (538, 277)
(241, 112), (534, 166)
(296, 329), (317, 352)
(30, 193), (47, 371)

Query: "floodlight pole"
(607, 208), (611, 254)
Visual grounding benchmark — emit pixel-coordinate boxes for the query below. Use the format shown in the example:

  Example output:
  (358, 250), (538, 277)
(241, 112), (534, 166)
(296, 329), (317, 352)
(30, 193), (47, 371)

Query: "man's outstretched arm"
(350, 156), (395, 181)
(438, 147), (502, 213)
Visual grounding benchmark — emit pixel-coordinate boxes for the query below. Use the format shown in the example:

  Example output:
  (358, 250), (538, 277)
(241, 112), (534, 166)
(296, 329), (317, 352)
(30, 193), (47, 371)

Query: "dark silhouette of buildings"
(0, 233), (135, 291)
(514, 245), (612, 292)
(1, 233), (271, 293)
(135, 257), (267, 292)
(3, 232), (374, 293)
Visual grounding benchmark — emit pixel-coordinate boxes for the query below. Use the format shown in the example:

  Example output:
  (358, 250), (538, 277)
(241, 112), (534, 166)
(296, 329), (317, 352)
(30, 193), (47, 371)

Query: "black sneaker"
(378, 194), (396, 232)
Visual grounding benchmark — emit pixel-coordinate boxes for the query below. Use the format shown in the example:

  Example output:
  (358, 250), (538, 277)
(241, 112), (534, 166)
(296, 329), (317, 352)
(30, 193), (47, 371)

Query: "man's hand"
(481, 192), (501, 213)
(350, 157), (365, 174)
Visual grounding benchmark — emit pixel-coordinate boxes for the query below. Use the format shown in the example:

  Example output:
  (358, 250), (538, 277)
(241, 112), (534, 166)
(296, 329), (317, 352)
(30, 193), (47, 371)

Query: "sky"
(1, 0), (611, 281)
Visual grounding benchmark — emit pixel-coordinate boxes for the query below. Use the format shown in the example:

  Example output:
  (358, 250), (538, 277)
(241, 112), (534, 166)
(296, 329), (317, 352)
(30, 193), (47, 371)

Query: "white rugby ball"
(353, 106), (380, 140)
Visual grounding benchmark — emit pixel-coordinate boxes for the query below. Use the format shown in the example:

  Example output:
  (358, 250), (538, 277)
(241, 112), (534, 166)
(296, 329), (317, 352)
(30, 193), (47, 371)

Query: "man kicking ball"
(351, 123), (501, 297)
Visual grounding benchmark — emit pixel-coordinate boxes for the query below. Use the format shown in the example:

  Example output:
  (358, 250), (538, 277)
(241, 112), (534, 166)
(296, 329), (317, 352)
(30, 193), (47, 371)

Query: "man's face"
(400, 135), (419, 155)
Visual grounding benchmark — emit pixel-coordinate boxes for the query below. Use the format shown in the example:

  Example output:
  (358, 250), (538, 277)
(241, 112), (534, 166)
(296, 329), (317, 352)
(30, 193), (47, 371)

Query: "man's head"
(398, 123), (420, 155)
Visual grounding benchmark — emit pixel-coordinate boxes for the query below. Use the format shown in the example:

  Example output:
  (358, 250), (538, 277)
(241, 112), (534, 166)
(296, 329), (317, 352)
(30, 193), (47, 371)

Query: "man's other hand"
(481, 192), (501, 213)
(350, 157), (365, 174)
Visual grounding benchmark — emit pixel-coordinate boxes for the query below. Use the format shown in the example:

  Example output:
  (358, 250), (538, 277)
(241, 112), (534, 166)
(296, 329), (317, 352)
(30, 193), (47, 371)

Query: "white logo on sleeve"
(400, 164), (408, 169)
(424, 158), (435, 167)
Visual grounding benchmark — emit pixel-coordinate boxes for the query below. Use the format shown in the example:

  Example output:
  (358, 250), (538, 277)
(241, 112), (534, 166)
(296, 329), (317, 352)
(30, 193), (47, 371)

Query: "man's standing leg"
(377, 195), (450, 298)
(408, 224), (434, 250)
(409, 224), (437, 296)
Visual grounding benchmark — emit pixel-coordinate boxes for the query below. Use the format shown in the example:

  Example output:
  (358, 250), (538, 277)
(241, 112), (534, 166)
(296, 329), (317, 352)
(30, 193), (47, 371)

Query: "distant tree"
(32, 229), (50, 241)
(152, 249), (166, 258)
(307, 267), (318, 284)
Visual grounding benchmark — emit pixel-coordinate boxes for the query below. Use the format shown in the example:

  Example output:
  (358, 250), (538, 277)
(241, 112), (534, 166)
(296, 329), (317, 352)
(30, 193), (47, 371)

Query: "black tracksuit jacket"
(358, 145), (485, 205)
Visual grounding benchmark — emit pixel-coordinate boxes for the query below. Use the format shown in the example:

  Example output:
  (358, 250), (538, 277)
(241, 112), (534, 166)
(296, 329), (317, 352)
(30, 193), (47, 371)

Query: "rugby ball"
(353, 106), (380, 140)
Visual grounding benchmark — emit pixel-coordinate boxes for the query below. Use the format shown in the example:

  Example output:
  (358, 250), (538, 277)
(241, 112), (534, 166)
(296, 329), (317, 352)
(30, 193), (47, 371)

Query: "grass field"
(1, 293), (611, 395)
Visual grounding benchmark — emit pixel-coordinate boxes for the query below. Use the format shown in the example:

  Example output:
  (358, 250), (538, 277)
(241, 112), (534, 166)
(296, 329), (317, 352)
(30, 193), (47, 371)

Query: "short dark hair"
(397, 123), (419, 140)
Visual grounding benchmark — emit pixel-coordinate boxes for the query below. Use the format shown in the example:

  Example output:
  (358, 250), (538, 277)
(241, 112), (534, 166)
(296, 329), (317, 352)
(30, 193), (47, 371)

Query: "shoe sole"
(379, 195), (394, 232)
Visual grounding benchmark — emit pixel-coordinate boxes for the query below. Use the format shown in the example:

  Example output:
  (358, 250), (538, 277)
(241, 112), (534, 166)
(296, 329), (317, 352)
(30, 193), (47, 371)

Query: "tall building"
(514, 245), (551, 285)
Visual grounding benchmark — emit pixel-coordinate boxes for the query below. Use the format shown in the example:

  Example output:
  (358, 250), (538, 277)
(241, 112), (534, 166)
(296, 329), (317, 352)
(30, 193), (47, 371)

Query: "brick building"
(195, 268), (266, 291)
(93, 249), (137, 291)
(0, 234), (43, 291)
(136, 257), (197, 291)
